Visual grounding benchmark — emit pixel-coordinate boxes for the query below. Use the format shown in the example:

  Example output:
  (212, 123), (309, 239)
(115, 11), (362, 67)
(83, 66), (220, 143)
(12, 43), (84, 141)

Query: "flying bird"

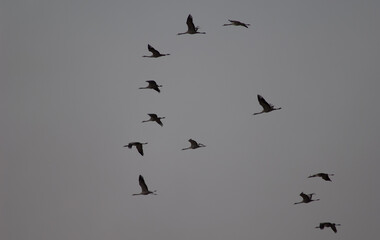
(142, 44), (170, 58)
(133, 175), (157, 196)
(182, 139), (206, 150)
(315, 222), (341, 233)
(177, 14), (206, 35)
(294, 192), (320, 204)
(124, 142), (147, 156)
(139, 80), (162, 93)
(253, 94), (282, 115)
(308, 173), (334, 181)
(223, 19), (250, 28)
(142, 113), (165, 127)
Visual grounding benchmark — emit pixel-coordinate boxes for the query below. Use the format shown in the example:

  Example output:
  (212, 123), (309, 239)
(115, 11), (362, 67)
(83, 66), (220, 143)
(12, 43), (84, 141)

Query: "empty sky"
(1, 0), (380, 240)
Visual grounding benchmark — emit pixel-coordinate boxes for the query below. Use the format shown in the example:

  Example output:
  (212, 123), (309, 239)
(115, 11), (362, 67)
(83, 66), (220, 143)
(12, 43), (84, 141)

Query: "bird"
(142, 113), (165, 127)
(133, 175), (157, 196)
(182, 139), (206, 150)
(294, 192), (320, 204)
(139, 80), (162, 93)
(124, 142), (147, 156)
(177, 14), (206, 35)
(223, 19), (250, 28)
(308, 173), (334, 181)
(253, 94), (282, 115)
(315, 222), (341, 233)
(142, 44), (170, 58)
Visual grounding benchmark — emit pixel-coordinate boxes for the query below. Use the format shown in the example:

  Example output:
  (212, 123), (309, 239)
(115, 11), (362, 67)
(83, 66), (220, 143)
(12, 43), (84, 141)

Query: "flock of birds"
(126, 14), (340, 234)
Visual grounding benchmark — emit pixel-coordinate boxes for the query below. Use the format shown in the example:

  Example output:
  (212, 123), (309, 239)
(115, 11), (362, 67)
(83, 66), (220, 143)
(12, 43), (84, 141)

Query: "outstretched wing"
(186, 14), (196, 32)
(148, 113), (158, 119)
(300, 192), (310, 201)
(331, 224), (337, 233)
(146, 80), (157, 85)
(257, 94), (273, 111)
(188, 139), (198, 147)
(136, 143), (144, 156)
(319, 223), (325, 229)
(321, 174), (332, 181)
(139, 175), (149, 193)
(148, 44), (160, 55)
(155, 118), (163, 126)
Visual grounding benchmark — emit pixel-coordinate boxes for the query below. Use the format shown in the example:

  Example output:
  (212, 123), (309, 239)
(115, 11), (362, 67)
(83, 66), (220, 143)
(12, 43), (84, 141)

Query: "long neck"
(253, 110), (264, 115)
(177, 32), (187, 35)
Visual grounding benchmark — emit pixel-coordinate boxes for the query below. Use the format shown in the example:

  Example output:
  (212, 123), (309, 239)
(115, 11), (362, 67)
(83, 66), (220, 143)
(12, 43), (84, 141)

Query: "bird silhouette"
(308, 173), (334, 181)
(143, 44), (170, 58)
(139, 80), (162, 93)
(223, 19), (250, 28)
(124, 142), (147, 156)
(142, 113), (165, 127)
(133, 175), (157, 196)
(253, 94), (281, 115)
(182, 139), (206, 150)
(177, 14), (206, 35)
(294, 192), (320, 204)
(315, 222), (341, 233)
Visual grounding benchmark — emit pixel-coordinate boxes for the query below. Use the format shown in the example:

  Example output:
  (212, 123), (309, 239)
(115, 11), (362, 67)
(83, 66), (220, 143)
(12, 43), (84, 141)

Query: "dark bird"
(315, 222), (341, 233)
(124, 142), (148, 156)
(223, 19), (250, 28)
(308, 173), (334, 181)
(143, 44), (170, 58)
(139, 80), (162, 93)
(142, 113), (165, 127)
(177, 14), (206, 35)
(294, 192), (320, 204)
(253, 94), (282, 115)
(133, 175), (157, 196)
(182, 139), (206, 150)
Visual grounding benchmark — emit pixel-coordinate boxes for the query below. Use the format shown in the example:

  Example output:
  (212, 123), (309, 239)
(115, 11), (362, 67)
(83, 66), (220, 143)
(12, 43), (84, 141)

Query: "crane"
(143, 44), (170, 58)
(182, 139), (206, 150)
(315, 222), (341, 233)
(294, 192), (320, 204)
(223, 19), (250, 28)
(253, 94), (282, 115)
(308, 173), (334, 182)
(124, 142), (147, 156)
(133, 175), (157, 196)
(139, 80), (162, 93)
(177, 14), (206, 35)
(142, 113), (165, 127)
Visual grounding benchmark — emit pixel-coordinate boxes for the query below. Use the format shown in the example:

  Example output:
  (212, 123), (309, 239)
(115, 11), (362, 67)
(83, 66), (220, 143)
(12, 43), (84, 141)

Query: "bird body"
(133, 175), (157, 196)
(308, 173), (334, 181)
(142, 113), (165, 127)
(253, 94), (281, 115)
(139, 80), (162, 93)
(143, 44), (170, 58)
(177, 14), (206, 35)
(182, 139), (206, 150)
(316, 222), (340, 233)
(294, 192), (320, 204)
(223, 19), (250, 28)
(124, 142), (148, 156)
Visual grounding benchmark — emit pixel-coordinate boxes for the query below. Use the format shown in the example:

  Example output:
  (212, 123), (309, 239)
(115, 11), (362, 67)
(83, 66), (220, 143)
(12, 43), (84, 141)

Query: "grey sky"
(1, 0), (380, 239)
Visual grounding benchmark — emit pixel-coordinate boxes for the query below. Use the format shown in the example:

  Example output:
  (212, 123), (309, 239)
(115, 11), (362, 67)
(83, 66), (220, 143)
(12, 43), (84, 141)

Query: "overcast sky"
(1, 0), (380, 240)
